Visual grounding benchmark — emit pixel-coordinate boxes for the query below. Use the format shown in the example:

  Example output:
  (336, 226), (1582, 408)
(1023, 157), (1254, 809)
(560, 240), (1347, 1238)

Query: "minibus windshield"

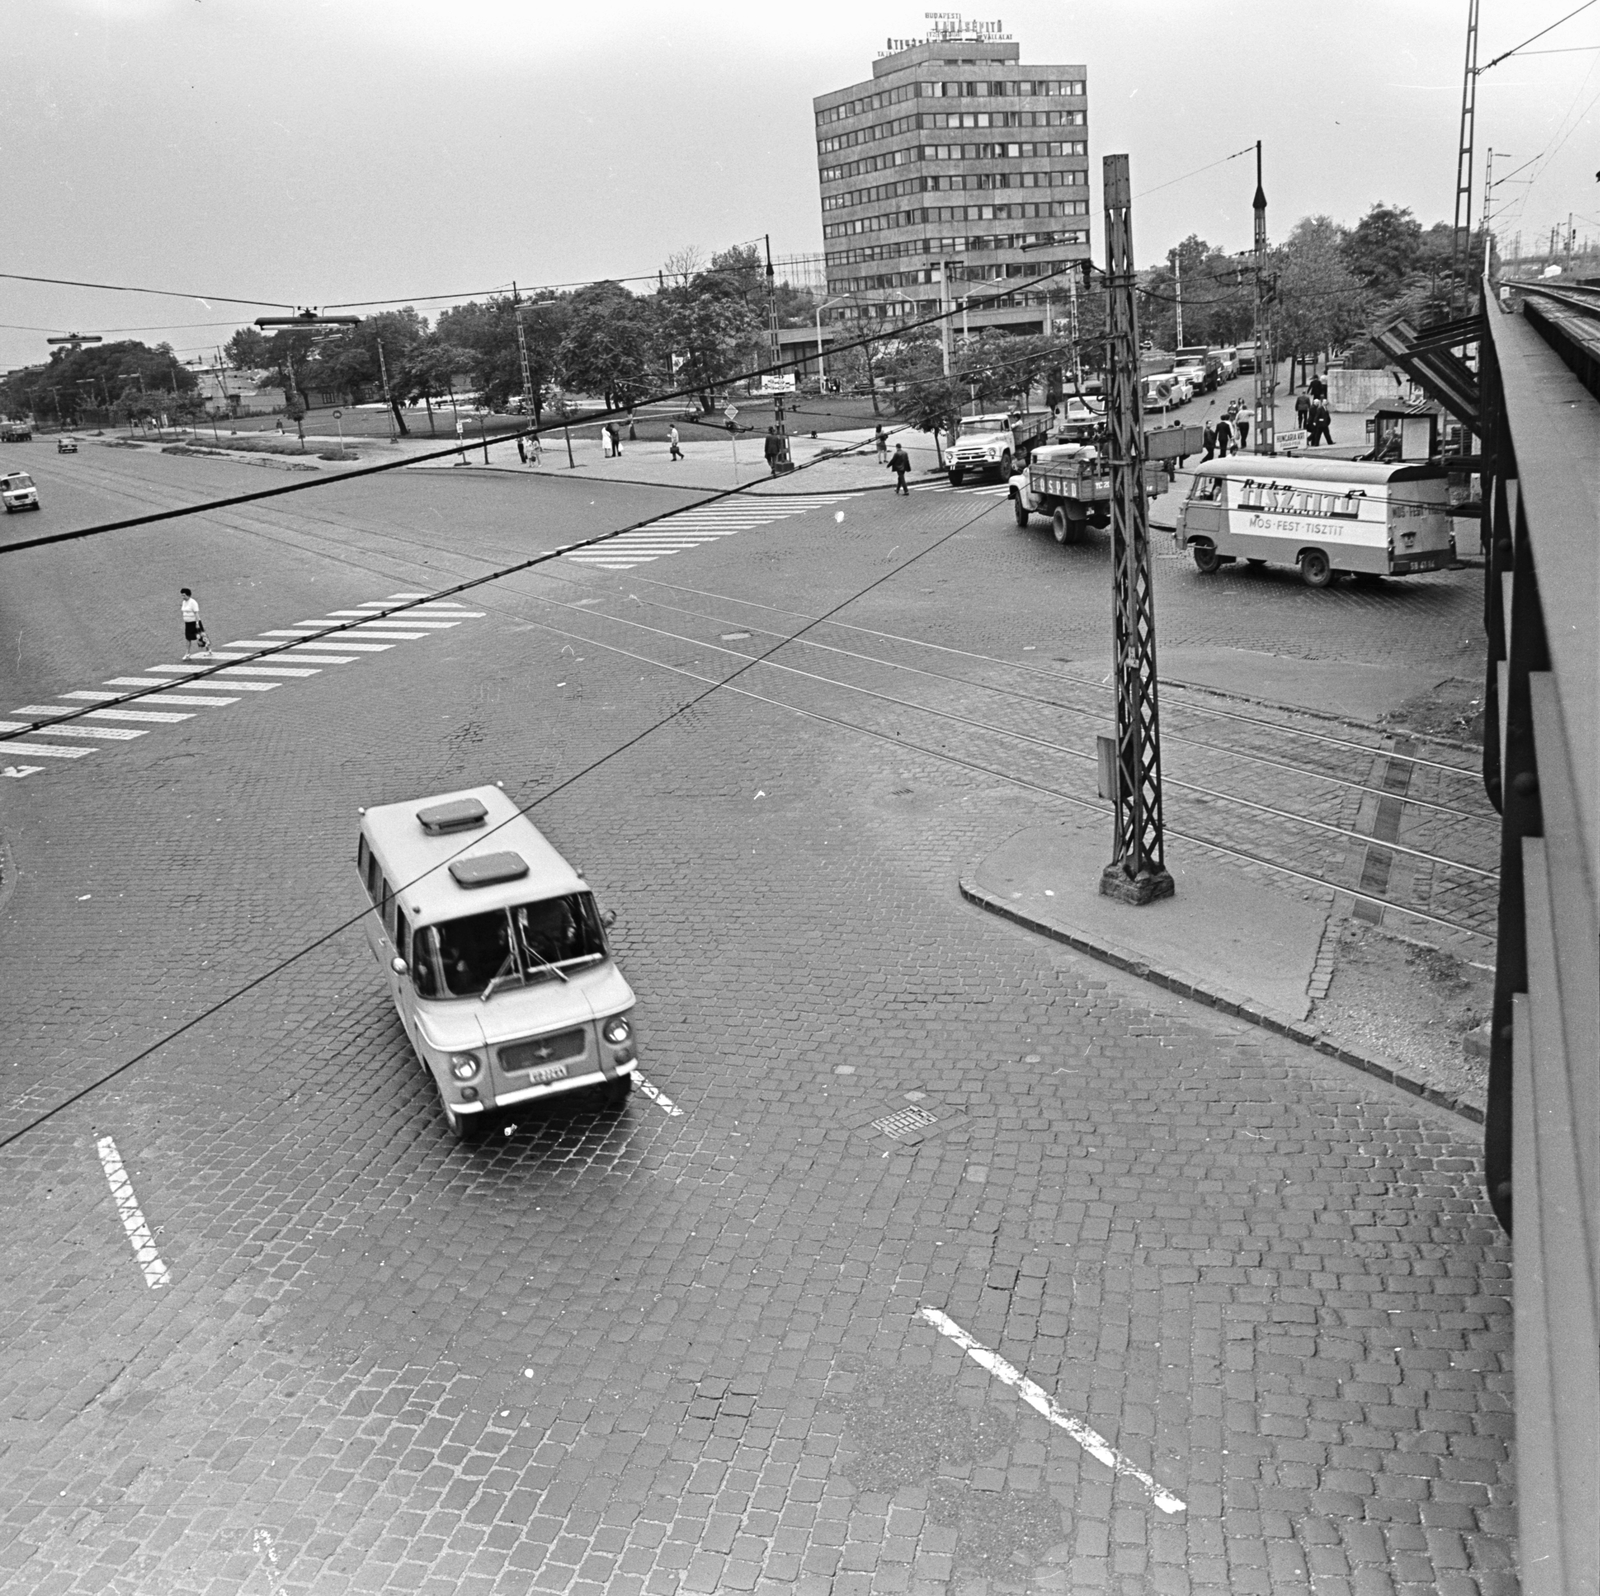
(412, 893), (606, 999)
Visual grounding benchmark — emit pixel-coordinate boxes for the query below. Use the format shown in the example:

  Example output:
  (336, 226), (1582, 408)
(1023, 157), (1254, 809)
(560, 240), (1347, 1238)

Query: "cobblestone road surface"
(0, 447), (1515, 1594)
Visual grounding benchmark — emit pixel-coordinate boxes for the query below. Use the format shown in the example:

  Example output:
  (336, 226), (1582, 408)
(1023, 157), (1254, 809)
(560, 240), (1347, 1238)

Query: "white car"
(1171, 364), (1207, 398)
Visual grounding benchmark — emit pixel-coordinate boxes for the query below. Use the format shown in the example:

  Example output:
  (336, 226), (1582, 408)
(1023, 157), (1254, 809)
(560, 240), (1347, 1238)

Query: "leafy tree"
(653, 246), (765, 412)
(889, 336), (963, 456)
(954, 330), (1071, 408)
(223, 326), (269, 369)
(396, 337), (476, 435)
(0, 339), (196, 424)
(1342, 204), (1425, 297)
(1137, 235), (1253, 349)
(1276, 216), (1368, 382)
(557, 282), (655, 410)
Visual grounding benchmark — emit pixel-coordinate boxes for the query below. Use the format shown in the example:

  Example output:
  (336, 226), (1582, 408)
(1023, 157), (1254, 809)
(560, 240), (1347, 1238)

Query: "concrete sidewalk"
(961, 811), (1486, 1123)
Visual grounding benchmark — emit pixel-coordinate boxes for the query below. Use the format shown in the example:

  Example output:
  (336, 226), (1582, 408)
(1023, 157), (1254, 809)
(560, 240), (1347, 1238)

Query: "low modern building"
(812, 21), (1090, 337)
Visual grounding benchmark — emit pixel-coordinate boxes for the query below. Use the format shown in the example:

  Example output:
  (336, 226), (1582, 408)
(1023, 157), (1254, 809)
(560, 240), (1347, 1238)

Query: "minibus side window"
(377, 875), (393, 935)
(357, 836), (369, 878)
(1191, 476), (1221, 502)
(366, 853), (381, 900)
(395, 908), (410, 965)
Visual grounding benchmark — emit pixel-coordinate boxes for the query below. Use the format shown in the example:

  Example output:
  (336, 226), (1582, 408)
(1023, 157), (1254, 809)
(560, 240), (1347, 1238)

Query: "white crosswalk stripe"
(0, 591), (487, 782)
(563, 493), (863, 571)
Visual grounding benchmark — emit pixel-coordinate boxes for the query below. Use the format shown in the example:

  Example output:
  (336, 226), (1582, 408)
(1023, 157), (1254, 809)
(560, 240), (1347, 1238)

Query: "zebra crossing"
(909, 480), (1011, 498)
(563, 493), (862, 572)
(0, 594), (485, 782)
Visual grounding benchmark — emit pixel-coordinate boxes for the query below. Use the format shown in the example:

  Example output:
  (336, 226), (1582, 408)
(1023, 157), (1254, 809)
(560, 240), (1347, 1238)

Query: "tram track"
(506, 564), (1500, 939)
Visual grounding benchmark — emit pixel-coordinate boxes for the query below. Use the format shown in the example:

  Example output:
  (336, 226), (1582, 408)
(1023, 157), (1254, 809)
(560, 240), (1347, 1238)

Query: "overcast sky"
(4, 0), (1597, 372)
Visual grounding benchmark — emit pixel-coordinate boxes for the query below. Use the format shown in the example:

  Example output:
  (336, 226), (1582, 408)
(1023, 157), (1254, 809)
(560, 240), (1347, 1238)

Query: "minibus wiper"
(480, 953), (524, 1002)
(521, 942), (570, 984)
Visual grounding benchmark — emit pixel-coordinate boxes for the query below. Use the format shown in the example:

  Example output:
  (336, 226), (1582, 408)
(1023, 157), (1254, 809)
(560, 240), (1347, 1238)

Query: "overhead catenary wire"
(0, 461), (1001, 1153)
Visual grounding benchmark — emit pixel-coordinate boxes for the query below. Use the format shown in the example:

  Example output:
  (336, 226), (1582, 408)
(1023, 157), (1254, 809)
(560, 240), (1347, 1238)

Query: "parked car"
(56, 436), (78, 454)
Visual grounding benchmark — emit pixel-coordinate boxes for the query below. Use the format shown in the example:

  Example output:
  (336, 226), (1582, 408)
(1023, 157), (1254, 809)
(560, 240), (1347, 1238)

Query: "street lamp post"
(814, 295), (852, 390)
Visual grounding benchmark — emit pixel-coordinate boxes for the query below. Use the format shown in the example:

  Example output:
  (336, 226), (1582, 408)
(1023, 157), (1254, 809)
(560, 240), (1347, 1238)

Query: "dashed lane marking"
(0, 592), (484, 780)
(919, 1307), (1186, 1514)
(634, 1076), (684, 1117)
(564, 493), (862, 571)
(96, 1136), (171, 1289)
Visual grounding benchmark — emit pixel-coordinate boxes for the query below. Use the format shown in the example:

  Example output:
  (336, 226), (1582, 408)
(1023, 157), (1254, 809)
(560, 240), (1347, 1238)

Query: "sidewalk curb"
(958, 873), (1485, 1126)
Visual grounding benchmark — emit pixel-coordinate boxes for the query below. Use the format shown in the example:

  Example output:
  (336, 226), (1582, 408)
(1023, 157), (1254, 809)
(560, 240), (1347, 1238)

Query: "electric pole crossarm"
(1100, 154), (1174, 906)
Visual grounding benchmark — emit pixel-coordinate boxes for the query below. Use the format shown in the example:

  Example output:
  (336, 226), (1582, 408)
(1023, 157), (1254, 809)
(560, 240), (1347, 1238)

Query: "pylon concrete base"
(1099, 861), (1176, 906)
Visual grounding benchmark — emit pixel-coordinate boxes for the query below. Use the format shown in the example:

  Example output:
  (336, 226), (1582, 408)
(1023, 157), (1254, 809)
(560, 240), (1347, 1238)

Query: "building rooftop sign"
(882, 14), (1013, 53)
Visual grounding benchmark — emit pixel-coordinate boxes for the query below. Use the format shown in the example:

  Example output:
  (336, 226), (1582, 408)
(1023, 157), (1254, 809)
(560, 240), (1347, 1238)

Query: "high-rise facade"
(812, 24), (1090, 334)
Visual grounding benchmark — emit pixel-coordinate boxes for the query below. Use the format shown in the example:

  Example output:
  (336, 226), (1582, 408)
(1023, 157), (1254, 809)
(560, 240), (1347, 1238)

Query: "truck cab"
(946, 409), (1050, 485)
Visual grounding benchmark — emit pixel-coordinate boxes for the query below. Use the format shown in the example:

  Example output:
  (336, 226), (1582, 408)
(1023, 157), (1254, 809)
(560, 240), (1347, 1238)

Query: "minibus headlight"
(602, 1017), (631, 1045)
(449, 1053), (481, 1081)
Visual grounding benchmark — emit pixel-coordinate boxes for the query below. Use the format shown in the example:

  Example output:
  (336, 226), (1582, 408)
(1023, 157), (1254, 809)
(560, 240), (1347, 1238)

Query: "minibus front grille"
(500, 1029), (588, 1073)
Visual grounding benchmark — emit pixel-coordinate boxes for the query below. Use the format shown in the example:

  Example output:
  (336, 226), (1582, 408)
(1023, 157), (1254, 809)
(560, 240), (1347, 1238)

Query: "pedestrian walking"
(516, 436), (527, 465)
(1201, 418), (1217, 462)
(763, 426), (783, 476)
(874, 425), (888, 465)
(626, 410), (637, 443)
(1236, 412), (1251, 452)
(1308, 402), (1334, 447)
(180, 587), (212, 660)
(600, 425), (612, 458)
(889, 442), (911, 495)
(607, 422), (622, 457)
(1308, 371), (1327, 404)
(668, 423), (683, 462)
(1215, 414), (1234, 457)
(1294, 390), (1311, 430)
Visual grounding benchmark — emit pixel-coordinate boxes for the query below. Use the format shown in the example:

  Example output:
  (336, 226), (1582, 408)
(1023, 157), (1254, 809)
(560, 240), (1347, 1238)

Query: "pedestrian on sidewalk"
(1308, 371), (1327, 404)
(626, 410), (637, 443)
(1236, 411), (1251, 452)
(668, 423), (683, 462)
(606, 422), (622, 457)
(1307, 402), (1334, 447)
(1294, 390), (1311, 431)
(874, 425), (888, 465)
(1215, 413), (1234, 457)
(763, 426), (783, 476)
(1201, 417), (1216, 462)
(180, 588), (212, 660)
(516, 436), (527, 465)
(889, 442), (911, 495)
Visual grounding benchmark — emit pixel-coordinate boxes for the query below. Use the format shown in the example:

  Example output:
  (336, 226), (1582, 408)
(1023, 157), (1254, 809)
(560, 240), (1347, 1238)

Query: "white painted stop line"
(96, 1137), (171, 1289)
(634, 1075), (683, 1117)
(919, 1306), (1185, 1514)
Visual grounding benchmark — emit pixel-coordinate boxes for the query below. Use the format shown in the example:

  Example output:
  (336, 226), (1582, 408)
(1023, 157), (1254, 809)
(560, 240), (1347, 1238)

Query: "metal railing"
(1478, 280), (1599, 1596)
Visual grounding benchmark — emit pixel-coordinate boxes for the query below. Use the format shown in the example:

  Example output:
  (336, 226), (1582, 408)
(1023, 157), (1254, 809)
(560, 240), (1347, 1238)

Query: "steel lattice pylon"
(1100, 155), (1174, 906)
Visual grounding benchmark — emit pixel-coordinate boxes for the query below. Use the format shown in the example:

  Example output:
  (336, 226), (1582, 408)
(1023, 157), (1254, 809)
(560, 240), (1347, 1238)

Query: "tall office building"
(812, 19), (1090, 335)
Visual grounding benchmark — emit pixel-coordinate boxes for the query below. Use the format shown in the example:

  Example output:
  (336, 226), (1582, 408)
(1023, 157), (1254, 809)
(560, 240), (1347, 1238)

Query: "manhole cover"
(870, 1105), (939, 1140)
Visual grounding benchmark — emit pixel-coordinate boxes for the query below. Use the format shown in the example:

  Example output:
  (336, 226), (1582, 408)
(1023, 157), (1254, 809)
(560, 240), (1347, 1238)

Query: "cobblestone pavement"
(0, 450), (1516, 1594)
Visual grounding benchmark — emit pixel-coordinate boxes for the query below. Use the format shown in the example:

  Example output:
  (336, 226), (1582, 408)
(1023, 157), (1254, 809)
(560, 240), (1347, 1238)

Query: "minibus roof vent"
(448, 851), (529, 888)
(416, 796), (488, 834)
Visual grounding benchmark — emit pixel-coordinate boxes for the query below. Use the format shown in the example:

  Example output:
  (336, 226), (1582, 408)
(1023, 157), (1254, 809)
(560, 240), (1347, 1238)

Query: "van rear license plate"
(527, 1063), (568, 1086)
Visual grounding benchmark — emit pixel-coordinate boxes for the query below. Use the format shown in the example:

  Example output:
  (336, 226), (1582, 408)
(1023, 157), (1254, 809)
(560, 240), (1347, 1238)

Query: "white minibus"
(358, 784), (638, 1141)
(1176, 457), (1454, 587)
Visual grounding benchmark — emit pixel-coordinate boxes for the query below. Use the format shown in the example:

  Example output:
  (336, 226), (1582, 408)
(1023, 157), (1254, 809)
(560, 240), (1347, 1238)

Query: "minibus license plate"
(527, 1063), (568, 1086)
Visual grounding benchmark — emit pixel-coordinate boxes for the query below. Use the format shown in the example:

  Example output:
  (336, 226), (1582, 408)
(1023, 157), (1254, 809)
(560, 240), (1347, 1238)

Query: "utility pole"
(1451, 0), (1481, 308)
(940, 260), (954, 375)
(1099, 153), (1174, 907)
(1251, 141), (1276, 458)
(375, 339), (400, 440)
(1482, 148), (1498, 281)
(1566, 213), (1574, 273)
(1174, 252), (1184, 349)
(764, 235), (790, 468)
